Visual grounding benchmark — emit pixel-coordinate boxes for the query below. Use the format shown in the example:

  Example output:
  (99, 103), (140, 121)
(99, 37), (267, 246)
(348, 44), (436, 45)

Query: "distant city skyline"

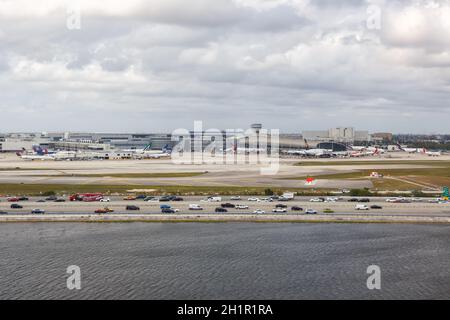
(0, 1), (449, 133)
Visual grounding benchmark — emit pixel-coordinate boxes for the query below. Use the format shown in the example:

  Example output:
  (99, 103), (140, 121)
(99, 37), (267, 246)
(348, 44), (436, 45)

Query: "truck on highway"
(70, 193), (103, 202)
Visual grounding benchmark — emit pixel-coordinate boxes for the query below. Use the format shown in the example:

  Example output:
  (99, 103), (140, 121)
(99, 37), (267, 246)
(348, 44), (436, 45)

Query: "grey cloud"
(0, 0), (449, 133)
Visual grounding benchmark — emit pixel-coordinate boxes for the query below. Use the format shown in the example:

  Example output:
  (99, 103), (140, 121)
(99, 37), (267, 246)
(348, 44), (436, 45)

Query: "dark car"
(215, 207), (228, 213)
(348, 198), (359, 202)
(54, 199), (66, 202)
(275, 204), (288, 208)
(0, 211), (7, 215)
(358, 198), (371, 203)
(221, 203), (235, 208)
(31, 209), (45, 214)
(10, 204), (23, 209)
(370, 205), (383, 209)
(18, 197), (29, 201)
(45, 196), (57, 201)
(173, 197), (184, 201)
(36, 199), (46, 203)
(159, 196), (171, 202)
(136, 195), (147, 200)
(126, 205), (140, 211)
(291, 206), (303, 211)
(161, 208), (175, 214)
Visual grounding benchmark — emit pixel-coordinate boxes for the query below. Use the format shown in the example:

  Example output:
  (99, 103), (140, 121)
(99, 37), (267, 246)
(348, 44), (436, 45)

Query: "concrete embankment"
(1, 214), (450, 224)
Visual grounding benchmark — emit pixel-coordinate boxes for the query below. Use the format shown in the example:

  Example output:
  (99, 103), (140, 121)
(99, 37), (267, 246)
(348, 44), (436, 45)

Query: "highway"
(1, 196), (449, 218)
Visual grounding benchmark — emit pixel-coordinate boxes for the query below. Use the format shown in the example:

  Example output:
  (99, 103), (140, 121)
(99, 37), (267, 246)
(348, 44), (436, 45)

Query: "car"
(275, 204), (287, 208)
(347, 198), (359, 202)
(309, 198), (324, 202)
(272, 208), (287, 213)
(36, 199), (46, 203)
(215, 207), (228, 213)
(160, 204), (171, 209)
(31, 209), (45, 214)
(0, 211), (7, 215)
(100, 198), (110, 202)
(358, 198), (370, 203)
(230, 196), (241, 200)
(260, 197), (273, 202)
(136, 195), (147, 200)
(95, 207), (114, 214)
(291, 206), (303, 211)
(221, 203), (235, 208)
(123, 196), (137, 201)
(54, 199), (66, 202)
(159, 196), (172, 202)
(162, 208), (176, 214)
(355, 204), (370, 210)
(248, 197), (259, 201)
(10, 204), (23, 209)
(45, 196), (58, 201)
(278, 197), (290, 202)
(147, 198), (160, 202)
(144, 196), (156, 201)
(18, 197), (29, 201)
(126, 205), (140, 211)
(253, 209), (265, 214)
(189, 204), (203, 210)
(235, 205), (249, 209)
(305, 209), (318, 214)
(370, 205), (383, 209)
(173, 197), (184, 201)
(7, 197), (19, 202)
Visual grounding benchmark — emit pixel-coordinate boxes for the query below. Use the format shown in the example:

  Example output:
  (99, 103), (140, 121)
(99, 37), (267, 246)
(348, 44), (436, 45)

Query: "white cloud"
(0, 0), (449, 133)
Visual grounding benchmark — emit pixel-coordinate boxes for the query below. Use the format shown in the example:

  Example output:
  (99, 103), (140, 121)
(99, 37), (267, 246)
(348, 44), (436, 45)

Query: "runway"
(1, 153), (448, 189)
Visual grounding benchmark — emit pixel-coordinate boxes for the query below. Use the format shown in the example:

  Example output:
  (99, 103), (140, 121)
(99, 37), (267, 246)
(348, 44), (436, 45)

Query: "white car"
(355, 204), (370, 210)
(100, 198), (110, 202)
(259, 198), (273, 202)
(253, 209), (265, 214)
(236, 205), (249, 209)
(309, 198), (324, 202)
(230, 196), (241, 200)
(305, 209), (318, 214)
(147, 198), (160, 202)
(248, 197), (259, 201)
(189, 204), (203, 210)
(272, 208), (287, 213)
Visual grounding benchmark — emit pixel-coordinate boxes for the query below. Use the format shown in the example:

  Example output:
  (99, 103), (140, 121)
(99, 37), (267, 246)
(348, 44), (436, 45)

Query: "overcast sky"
(0, 0), (449, 133)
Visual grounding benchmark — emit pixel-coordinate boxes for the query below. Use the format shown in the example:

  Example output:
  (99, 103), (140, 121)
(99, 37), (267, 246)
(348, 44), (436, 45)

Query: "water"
(1, 222), (450, 299)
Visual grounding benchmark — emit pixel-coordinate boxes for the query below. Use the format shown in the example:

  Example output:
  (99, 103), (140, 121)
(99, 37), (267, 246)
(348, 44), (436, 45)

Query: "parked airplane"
(132, 144), (172, 159)
(396, 144), (441, 156)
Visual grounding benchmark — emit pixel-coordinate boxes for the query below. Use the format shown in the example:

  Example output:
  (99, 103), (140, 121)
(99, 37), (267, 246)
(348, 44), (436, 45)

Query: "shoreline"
(1, 214), (450, 224)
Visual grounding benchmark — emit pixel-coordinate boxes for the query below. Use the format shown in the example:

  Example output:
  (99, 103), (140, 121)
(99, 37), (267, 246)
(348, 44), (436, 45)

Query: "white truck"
(281, 192), (295, 200)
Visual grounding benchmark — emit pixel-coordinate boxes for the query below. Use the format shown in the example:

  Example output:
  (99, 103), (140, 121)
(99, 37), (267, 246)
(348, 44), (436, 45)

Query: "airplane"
(132, 144), (172, 159)
(396, 144), (441, 156)
(17, 146), (95, 161)
(16, 146), (55, 160)
(283, 139), (333, 157)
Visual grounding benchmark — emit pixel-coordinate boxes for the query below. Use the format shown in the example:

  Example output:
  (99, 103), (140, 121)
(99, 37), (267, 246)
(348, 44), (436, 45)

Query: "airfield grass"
(295, 160), (450, 167)
(29, 172), (206, 178)
(0, 183), (337, 196)
(286, 166), (450, 190)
